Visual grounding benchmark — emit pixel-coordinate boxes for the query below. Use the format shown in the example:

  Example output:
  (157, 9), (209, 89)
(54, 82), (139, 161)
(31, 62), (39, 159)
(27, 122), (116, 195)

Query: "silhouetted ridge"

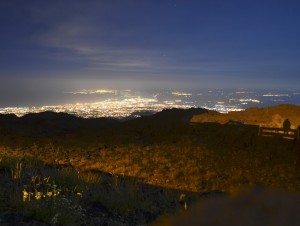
(0, 113), (18, 122)
(0, 111), (119, 136)
(21, 111), (80, 121)
(152, 108), (208, 123)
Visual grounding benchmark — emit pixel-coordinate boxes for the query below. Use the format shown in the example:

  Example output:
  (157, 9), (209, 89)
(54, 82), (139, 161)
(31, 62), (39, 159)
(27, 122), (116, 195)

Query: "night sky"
(1, 0), (300, 107)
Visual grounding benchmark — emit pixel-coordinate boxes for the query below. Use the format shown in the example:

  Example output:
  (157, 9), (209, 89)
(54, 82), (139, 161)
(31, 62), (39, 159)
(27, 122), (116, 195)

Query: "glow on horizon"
(263, 94), (289, 97)
(239, 99), (261, 103)
(64, 89), (117, 95)
(171, 92), (193, 96)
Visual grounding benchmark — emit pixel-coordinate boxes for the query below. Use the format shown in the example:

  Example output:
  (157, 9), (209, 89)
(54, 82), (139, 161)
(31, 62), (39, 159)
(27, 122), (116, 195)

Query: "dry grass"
(191, 104), (300, 128)
(1, 106), (300, 224)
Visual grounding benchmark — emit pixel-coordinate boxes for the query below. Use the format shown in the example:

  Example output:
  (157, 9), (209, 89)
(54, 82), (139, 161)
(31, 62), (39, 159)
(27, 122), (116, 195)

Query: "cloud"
(27, 1), (251, 79)
(31, 18), (165, 74)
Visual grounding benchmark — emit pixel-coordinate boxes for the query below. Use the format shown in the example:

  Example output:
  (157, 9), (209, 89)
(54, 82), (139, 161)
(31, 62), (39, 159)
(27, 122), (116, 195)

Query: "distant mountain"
(0, 111), (119, 136)
(149, 108), (208, 122)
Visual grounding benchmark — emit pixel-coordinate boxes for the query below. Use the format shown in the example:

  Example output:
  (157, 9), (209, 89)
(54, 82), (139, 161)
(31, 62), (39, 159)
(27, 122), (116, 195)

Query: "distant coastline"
(1, 88), (299, 118)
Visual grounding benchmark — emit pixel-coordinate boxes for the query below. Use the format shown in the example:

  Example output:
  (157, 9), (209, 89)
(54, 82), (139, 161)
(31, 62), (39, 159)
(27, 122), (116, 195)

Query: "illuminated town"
(0, 89), (299, 118)
(0, 97), (192, 118)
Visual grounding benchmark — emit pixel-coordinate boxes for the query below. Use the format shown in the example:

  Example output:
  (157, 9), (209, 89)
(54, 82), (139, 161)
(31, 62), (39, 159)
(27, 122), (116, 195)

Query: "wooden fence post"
(258, 127), (262, 136)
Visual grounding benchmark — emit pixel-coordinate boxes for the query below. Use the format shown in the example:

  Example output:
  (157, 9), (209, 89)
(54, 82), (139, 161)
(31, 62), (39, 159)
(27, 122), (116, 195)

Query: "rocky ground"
(0, 105), (300, 225)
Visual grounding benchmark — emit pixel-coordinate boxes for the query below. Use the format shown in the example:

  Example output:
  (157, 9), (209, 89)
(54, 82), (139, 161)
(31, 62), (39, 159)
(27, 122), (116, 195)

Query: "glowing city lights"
(0, 89), (299, 118)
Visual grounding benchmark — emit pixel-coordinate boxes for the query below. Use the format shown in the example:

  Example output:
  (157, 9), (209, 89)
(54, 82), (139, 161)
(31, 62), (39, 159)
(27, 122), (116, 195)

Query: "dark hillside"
(1, 105), (300, 225)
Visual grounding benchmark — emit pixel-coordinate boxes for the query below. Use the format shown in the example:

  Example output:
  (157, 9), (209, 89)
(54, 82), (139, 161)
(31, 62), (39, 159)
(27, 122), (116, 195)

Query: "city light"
(1, 89), (299, 118)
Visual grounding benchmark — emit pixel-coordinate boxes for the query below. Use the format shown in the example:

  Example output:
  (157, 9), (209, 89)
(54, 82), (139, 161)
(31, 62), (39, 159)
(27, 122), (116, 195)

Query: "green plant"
(11, 162), (22, 182)
(0, 155), (19, 171)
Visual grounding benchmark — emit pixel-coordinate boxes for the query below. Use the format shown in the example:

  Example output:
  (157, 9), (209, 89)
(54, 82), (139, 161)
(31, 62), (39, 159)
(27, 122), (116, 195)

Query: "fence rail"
(259, 127), (299, 140)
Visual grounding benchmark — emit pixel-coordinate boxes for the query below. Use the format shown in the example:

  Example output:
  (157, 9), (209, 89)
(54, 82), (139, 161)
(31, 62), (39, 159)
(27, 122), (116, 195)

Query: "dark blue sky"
(1, 0), (300, 106)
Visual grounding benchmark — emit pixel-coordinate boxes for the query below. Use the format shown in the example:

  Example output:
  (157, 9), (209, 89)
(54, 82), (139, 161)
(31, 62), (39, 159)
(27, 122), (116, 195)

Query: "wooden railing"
(259, 127), (299, 140)
(190, 122), (300, 140)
